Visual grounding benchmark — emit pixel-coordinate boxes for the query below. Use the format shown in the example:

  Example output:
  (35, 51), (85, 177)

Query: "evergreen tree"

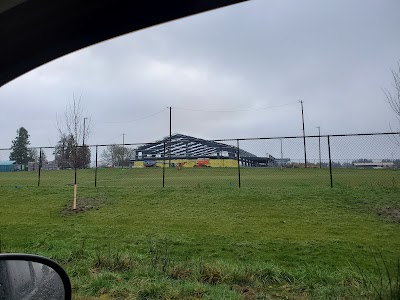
(9, 127), (31, 164)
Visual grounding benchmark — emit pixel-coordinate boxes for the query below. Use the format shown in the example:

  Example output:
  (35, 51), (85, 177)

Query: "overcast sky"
(1, 0), (400, 151)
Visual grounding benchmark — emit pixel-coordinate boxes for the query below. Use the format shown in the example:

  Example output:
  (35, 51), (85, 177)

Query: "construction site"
(132, 134), (278, 168)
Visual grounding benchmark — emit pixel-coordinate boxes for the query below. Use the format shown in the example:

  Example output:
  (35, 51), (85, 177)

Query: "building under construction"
(133, 134), (277, 168)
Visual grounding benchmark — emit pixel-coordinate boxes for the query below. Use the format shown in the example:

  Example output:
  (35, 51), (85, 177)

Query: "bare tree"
(56, 94), (92, 168)
(101, 145), (135, 167)
(383, 61), (400, 144)
(29, 148), (47, 162)
(57, 94), (91, 146)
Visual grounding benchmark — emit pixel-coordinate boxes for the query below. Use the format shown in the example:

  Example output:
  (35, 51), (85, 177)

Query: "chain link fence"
(0, 132), (399, 188)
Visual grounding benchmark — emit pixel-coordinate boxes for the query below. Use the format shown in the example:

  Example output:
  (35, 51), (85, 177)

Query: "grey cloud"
(1, 0), (400, 150)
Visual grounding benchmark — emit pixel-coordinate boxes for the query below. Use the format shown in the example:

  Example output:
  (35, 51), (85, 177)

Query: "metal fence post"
(318, 127), (322, 168)
(328, 136), (333, 188)
(95, 145), (98, 187)
(237, 139), (241, 188)
(163, 141), (166, 188)
(37, 147), (42, 187)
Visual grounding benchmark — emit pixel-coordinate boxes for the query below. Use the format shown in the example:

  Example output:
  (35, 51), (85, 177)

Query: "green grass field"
(1, 167), (399, 188)
(0, 168), (399, 299)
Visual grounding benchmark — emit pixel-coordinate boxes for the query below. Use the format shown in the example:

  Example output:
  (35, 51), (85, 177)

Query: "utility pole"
(317, 126), (321, 168)
(83, 117), (88, 146)
(169, 107), (172, 167)
(280, 139), (283, 168)
(122, 133), (125, 169)
(82, 117), (88, 170)
(300, 100), (307, 168)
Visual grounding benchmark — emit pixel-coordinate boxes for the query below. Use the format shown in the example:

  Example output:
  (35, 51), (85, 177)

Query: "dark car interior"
(0, 0), (248, 88)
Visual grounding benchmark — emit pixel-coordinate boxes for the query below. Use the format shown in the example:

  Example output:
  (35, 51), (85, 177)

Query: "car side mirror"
(0, 254), (71, 300)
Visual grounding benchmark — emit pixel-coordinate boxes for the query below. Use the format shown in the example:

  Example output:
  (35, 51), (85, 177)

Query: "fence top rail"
(0, 132), (398, 151)
(212, 132), (400, 142)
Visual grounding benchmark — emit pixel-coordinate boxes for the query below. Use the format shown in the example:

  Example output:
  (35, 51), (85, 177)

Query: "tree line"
(8, 127), (132, 169)
(8, 96), (132, 168)
(8, 96), (91, 169)
(9, 127), (135, 169)
(8, 127), (91, 169)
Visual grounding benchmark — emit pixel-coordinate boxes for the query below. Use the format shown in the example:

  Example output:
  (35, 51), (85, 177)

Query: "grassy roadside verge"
(0, 185), (399, 299)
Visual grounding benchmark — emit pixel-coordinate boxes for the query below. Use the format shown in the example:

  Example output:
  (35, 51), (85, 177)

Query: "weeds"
(255, 266), (295, 285)
(199, 263), (223, 285)
(168, 264), (192, 280)
(148, 239), (170, 273)
(353, 251), (400, 299)
(94, 248), (137, 272)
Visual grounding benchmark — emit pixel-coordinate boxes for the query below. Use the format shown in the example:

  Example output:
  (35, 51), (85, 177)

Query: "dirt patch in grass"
(168, 265), (192, 280)
(377, 207), (400, 223)
(232, 285), (257, 299)
(62, 198), (102, 215)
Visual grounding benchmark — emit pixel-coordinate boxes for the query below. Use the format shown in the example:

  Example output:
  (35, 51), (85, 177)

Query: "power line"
(93, 108), (168, 124)
(304, 110), (318, 128)
(99, 133), (123, 144)
(174, 101), (298, 113)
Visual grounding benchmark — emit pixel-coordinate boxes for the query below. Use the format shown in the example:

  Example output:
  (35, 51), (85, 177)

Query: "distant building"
(134, 134), (278, 168)
(0, 161), (18, 172)
(353, 162), (394, 169)
(28, 160), (59, 171)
